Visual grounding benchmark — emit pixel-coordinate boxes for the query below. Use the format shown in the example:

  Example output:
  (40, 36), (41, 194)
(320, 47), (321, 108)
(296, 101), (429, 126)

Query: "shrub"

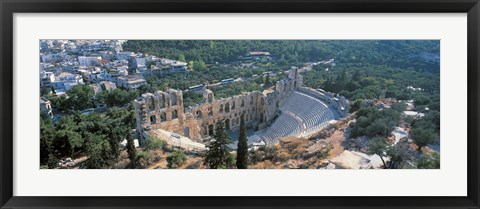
(417, 152), (440, 169)
(145, 137), (167, 150)
(167, 150), (187, 169)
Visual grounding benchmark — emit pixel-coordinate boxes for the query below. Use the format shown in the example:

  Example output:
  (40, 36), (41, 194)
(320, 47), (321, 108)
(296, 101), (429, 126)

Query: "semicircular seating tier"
(255, 91), (340, 145)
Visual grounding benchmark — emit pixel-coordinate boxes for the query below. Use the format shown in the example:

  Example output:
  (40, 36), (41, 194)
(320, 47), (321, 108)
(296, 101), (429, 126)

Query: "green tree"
(145, 136), (167, 150)
(101, 89), (138, 107)
(84, 133), (114, 169)
(391, 102), (407, 112)
(365, 119), (389, 137)
(264, 74), (272, 87)
(349, 100), (362, 113)
(52, 129), (83, 158)
(167, 150), (187, 168)
(236, 114), (248, 169)
(188, 61), (194, 69)
(193, 59), (207, 71)
(410, 127), (437, 151)
(386, 146), (402, 169)
(106, 123), (125, 160)
(417, 152), (440, 169)
(277, 59), (289, 67)
(178, 54), (186, 62)
(204, 120), (232, 169)
(64, 85), (95, 111)
(126, 132), (137, 168)
(40, 118), (57, 168)
(414, 95), (431, 106)
(368, 137), (388, 168)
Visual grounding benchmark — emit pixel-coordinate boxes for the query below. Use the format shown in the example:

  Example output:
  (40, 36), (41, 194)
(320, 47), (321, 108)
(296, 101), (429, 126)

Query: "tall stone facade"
(134, 67), (348, 144)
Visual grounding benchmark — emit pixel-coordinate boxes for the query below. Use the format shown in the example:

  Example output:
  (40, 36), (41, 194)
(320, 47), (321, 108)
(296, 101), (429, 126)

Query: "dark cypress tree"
(204, 120), (232, 169)
(265, 74), (271, 87)
(126, 132), (137, 168)
(236, 114), (248, 169)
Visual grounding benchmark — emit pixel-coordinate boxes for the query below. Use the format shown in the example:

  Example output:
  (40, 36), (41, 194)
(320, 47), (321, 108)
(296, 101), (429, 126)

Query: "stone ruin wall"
(184, 90), (269, 141)
(134, 67), (348, 144)
(135, 88), (276, 143)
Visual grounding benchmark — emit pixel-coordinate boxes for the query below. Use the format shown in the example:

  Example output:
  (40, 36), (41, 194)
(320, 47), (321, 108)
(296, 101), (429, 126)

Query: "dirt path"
(323, 130), (348, 160)
(147, 159), (167, 169)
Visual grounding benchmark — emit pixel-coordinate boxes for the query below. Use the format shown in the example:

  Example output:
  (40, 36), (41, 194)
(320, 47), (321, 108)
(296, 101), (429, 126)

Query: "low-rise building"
(116, 74), (147, 90)
(78, 56), (101, 66)
(40, 71), (55, 89)
(91, 81), (117, 94)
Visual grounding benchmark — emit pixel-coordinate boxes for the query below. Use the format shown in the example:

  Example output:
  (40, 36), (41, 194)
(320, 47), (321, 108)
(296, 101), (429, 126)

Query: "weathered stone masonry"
(134, 67), (349, 144)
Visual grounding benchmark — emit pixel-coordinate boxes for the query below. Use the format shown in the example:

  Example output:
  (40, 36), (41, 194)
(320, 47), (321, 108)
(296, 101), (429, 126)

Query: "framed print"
(1, 0), (479, 208)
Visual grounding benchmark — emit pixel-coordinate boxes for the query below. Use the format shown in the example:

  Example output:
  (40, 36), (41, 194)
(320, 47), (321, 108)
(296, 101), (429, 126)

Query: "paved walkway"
(149, 129), (206, 152)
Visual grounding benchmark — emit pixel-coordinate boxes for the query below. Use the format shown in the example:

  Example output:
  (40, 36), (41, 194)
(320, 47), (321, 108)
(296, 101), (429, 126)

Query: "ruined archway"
(160, 112), (166, 122)
(172, 110), (178, 119)
(150, 115), (156, 124)
(208, 107), (213, 116)
(159, 94), (166, 109)
(195, 110), (202, 119)
(225, 119), (230, 130)
(171, 92), (177, 106)
(147, 97), (155, 111)
(225, 103), (230, 113)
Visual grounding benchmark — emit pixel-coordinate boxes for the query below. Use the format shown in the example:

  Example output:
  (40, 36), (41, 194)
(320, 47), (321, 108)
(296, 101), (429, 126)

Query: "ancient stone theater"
(134, 68), (349, 147)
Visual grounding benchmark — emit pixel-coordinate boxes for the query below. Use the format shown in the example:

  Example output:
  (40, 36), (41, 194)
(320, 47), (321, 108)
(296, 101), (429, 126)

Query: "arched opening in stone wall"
(172, 110), (178, 119)
(147, 97), (155, 111)
(184, 127), (190, 138)
(219, 104), (224, 113)
(241, 99), (245, 107)
(261, 98), (265, 105)
(276, 101), (279, 108)
(159, 95), (166, 109)
(225, 103), (230, 113)
(208, 107), (213, 116)
(250, 96), (254, 104)
(225, 119), (230, 130)
(231, 101), (235, 110)
(195, 110), (202, 119)
(171, 92), (177, 106)
(150, 115), (156, 124)
(260, 113), (264, 123)
(160, 112), (166, 122)
(208, 124), (214, 136)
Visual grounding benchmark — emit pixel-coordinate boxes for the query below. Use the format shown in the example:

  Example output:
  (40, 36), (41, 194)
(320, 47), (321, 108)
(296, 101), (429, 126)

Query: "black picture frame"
(1, 0), (479, 208)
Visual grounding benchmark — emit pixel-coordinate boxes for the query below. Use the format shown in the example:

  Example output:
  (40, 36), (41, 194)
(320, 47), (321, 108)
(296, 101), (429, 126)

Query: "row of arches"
(149, 109), (179, 124)
(146, 94), (179, 112)
(193, 99), (263, 121)
(200, 111), (264, 137)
